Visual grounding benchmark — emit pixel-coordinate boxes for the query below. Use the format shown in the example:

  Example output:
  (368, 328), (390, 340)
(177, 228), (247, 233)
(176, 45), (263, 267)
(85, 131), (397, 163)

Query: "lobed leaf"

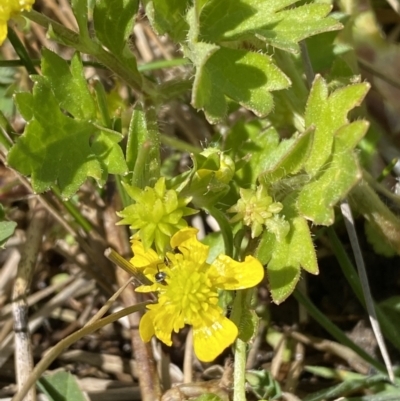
(256, 196), (318, 304)
(259, 127), (314, 185)
(41, 49), (96, 120)
(198, 0), (342, 53)
(190, 45), (290, 123)
(226, 121), (280, 186)
(7, 52), (127, 198)
(304, 75), (370, 176)
(297, 121), (369, 225)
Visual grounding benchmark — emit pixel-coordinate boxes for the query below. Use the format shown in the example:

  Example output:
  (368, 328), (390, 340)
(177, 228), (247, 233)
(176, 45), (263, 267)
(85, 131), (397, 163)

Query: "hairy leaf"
(8, 54), (127, 198)
(256, 196), (318, 304)
(304, 75), (370, 176)
(226, 121), (280, 186)
(259, 127), (314, 185)
(298, 121), (369, 225)
(199, 0), (342, 53)
(142, 0), (189, 42)
(41, 49), (96, 120)
(190, 45), (290, 123)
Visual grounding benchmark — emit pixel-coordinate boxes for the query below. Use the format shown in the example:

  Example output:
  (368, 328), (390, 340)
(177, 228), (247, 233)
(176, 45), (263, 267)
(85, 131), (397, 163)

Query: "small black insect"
(155, 263), (168, 285)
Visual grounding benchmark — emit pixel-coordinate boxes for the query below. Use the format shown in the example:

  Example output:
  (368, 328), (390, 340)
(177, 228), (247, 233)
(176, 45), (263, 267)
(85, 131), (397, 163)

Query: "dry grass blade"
(12, 201), (47, 401)
(340, 200), (395, 382)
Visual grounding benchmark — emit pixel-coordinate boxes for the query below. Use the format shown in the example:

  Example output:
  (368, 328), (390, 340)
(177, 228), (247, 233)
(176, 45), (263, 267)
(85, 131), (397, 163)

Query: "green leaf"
(202, 231), (225, 264)
(38, 371), (87, 401)
(259, 127), (314, 185)
(40, 49), (96, 120)
(198, 0), (342, 53)
(142, 0), (190, 42)
(8, 48), (128, 197)
(125, 106), (161, 188)
(298, 120), (369, 226)
(70, 0), (91, 43)
(93, 0), (139, 56)
(304, 75), (370, 176)
(91, 130), (128, 182)
(226, 120), (280, 186)
(0, 220), (17, 248)
(7, 81), (102, 198)
(204, 206), (233, 258)
(190, 45), (290, 123)
(305, 13), (352, 73)
(256, 197), (318, 304)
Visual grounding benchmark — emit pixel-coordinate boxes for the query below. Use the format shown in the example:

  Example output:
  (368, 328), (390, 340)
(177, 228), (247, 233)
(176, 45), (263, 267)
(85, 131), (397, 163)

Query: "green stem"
(116, 175), (131, 208)
(23, 10), (147, 95)
(94, 81), (112, 128)
(7, 26), (38, 75)
(0, 58), (189, 72)
(138, 58), (189, 71)
(233, 338), (247, 401)
(0, 111), (13, 150)
(160, 133), (201, 154)
(205, 206), (233, 257)
(51, 188), (93, 233)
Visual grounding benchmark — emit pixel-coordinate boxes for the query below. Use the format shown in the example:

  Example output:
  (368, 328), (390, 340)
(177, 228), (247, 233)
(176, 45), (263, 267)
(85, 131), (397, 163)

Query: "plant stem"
(51, 188), (93, 233)
(160, 133), (201, 154)
(7, 27), (38, 75)
(233, 338), (247, 401)
(23, 10), (147, 95)
(0, 58), (189, 71)
(0, 111), (13, 150)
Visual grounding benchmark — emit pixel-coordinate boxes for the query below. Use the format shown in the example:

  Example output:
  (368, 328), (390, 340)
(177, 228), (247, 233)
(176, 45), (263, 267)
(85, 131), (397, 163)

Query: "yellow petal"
(193, 316), (238, 362)
(170, 227), (209, 265)
(170, 227), (199, 248)
(0, 23), (7, 46)
(139, 311), (155, 342)
(210, 255), (264, 290)
(130, 239), (160, 267)
(139, 307), (176, 346)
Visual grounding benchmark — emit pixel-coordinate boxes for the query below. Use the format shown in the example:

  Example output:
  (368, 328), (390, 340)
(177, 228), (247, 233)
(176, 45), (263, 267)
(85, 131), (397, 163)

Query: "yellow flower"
(134, 227), (264, 362)
(117, 177), (197, 253)
(228, 185), (289, 239)
(0, 0), (35, 45)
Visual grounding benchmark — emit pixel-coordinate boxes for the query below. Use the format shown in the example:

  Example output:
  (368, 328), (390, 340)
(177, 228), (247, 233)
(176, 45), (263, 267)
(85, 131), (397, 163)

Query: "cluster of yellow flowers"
(131, 227), (264, 362)
(0, 0), (34, 45)
(118, 177), (269, 362)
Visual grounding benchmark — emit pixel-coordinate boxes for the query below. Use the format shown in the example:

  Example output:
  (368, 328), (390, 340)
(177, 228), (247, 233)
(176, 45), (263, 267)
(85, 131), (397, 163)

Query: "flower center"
(160, 259), (219, 326)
